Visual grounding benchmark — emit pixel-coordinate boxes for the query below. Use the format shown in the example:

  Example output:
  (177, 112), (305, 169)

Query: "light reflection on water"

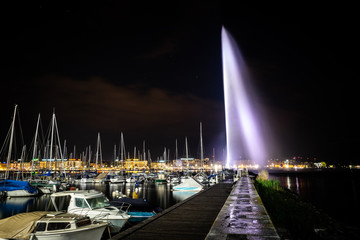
(0, 182), (196, 220)
(267, 169), (360, 227)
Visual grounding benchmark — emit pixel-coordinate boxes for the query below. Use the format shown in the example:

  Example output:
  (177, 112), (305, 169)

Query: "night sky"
(0, 2), (358, 164)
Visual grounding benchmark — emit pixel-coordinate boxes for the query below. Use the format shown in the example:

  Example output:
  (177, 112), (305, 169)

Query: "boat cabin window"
(34, 222), (46, 232)
(75, 198), (89, 208)
(47, 222), (71, 231)
(86, 196), (110, 209)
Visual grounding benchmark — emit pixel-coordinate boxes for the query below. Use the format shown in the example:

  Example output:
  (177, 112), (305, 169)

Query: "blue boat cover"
(38, 170), (51, 177)
(0, 180), (37, 194)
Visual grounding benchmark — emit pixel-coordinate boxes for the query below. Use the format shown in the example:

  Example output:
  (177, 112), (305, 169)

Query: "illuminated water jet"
(222, 26), (267, 168)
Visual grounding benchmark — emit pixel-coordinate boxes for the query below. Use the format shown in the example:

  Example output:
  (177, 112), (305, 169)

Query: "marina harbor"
(1, 168), (281, 240)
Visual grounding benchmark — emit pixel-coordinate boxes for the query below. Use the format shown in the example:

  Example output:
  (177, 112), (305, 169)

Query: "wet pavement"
(205, 176), (280, 240)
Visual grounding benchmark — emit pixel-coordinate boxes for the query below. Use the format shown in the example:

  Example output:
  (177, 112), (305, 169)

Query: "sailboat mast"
(175, 139), (178, 160)
(88, 146), (92, 170)
(19, 145), (26, 181)
(185, 136), (189, 170)
(99, 135), (103, 168)
(120, 132), (125, 169)
(147, 149), (151, 165)
(175, 139), (179, 169)
(54, 114), (66, 178)
(95, 133), (100, 170)
(5, 105), (17, 179)
(120, 132), (124, 160)
(143, 140), (146, 161)
(185, 137), (188, 159)
(200, 122), (204, 170)
(113, 144), (116, 167)
(31, 114), (40, 179)
(49, 113), (55, 172)
(73, 145), (76, 160)
(163, 147), (166, 164)
(133, 146), (136, 172)
(62, 139), (67, 177)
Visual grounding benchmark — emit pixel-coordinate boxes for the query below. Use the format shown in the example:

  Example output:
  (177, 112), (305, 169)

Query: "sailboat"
(94, 133), (107, 183)
(172, 135), (204, 192)
(31, 112), (68, 192)
(110, 134), (126, 183)
(194, 122), (209, 183)
(80, 146), (95, 183)
(27, 114), (57, 194)
(0, 105), (38, 197)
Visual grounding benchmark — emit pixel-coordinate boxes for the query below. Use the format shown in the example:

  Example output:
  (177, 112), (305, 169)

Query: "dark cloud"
(20, 76), (225, 158)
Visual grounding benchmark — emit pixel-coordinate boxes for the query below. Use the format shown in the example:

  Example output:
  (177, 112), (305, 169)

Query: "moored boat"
(50, 190), (130, 233)
(93, 172), (108, 183)
(110, 197), (162, 222)
(0, 211), (107, 240)
(0, 180), (38, 197)
(172, 176), (204, 191)
(110, 175), (126, 183)
(155, 172), (167, 183)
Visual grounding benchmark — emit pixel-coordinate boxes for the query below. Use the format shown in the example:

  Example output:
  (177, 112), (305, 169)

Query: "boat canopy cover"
(0, 180), (37, 193)
(95, 172), (108, 179)
(0, 211), (50, 239)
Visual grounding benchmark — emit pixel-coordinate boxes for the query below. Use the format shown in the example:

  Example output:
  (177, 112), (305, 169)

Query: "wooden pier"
(111, 181), (234, 240)
(111, 177), (279, 240)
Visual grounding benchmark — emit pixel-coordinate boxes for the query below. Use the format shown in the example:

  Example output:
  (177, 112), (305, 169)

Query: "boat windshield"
(86, 196), (110, 209)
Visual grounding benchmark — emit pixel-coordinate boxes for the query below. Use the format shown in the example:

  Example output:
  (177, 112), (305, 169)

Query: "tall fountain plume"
(221, 26), (267, 168)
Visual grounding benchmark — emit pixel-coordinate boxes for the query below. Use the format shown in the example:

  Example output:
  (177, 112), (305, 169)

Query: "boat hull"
(80, 178), (94, 183)
(69, 209), (129, 233)
(31, 223), (107, 240)
(128, 212), (156, 222)
(105, 218), (128, 233)
(6, 189), (38, 197)
(110, 179), (125, 183)
(172, 187), (202, 191)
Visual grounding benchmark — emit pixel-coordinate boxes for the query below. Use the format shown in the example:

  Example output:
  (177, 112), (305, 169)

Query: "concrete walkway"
(205, 176), (280, 240)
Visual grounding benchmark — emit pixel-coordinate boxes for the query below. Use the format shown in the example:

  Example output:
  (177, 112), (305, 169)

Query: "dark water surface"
(0, 181), (196, 220)
(265, 168), (360, 227)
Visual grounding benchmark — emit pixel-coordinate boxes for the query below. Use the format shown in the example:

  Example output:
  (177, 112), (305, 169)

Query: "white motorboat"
(0, 211), (107, 240)
(172, 176), (204, 191)
(110, 175), (126, 183)
(50, 190), (130, 233)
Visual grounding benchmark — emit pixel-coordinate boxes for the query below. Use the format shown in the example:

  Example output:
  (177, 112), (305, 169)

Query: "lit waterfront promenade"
(206, 176), (280, 239)
(111, 176), (279, 240)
